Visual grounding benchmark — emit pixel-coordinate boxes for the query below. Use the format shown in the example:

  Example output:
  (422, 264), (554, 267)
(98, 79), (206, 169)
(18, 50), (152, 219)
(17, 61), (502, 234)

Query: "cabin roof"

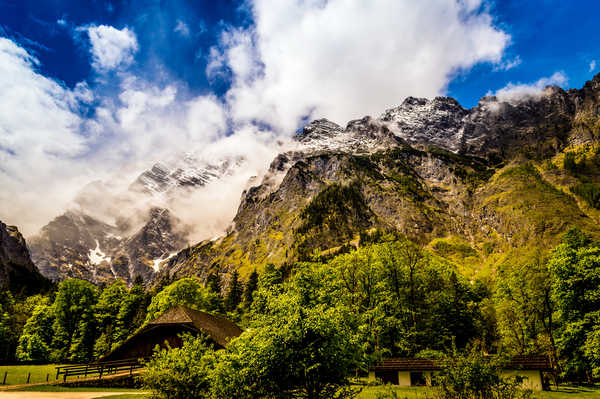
(370, 355), (551, 372)
(148, 305), (243, 347)
(99, 305), (242, 362)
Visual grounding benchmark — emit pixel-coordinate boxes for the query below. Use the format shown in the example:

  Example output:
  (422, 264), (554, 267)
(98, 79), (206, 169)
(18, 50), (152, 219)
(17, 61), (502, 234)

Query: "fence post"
(84, 365), (88, 378)
(63, 371), (67, 383)
(130, 365), (133, 376)
(99, 365), (103, 379)
(46, 373), (49, 382)
(26, 372), (31, 384)
(2, 371), (7, 385)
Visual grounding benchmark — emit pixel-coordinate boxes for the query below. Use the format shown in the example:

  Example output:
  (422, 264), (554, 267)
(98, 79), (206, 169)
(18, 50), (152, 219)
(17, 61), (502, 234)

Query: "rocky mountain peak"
(130, 154), (246, 196)
(294, 119), (344, 144)
(117, 207), (187, 280)
(380, 95), (468, 153)
(0, 221), (48, 294)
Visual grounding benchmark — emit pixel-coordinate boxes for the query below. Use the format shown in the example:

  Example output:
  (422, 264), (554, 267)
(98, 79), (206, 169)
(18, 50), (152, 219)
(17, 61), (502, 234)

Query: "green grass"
(9, 386), (143, 392)
(356, 385), (600, 399)
(0, 364), (61, 385)
(540, 385), (600, 398)
(0, 364), (137, 386)
(357, 385), (434, 398)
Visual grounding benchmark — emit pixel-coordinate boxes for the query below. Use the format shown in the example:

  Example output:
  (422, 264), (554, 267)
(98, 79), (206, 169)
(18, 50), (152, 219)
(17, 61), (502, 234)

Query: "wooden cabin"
(368, 355), (551, 391)
(101, 305), (243, 362)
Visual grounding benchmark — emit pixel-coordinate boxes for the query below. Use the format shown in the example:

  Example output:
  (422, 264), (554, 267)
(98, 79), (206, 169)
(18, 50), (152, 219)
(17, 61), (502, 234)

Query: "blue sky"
(448, 0), (600, 106)
(1, 0), (598, 108)
(0, 0), (250, 95)
(1, 0), (599, 234)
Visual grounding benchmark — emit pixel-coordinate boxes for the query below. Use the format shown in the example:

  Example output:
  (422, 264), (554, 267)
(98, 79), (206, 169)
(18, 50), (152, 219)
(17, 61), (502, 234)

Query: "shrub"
(142, 334), (215, 399)
(435, 348), (532, 399)
(211, 300), (361, 399)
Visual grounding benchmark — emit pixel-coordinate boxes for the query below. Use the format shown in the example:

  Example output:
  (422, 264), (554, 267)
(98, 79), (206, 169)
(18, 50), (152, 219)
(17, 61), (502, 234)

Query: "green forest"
(1, 227), (599, 398)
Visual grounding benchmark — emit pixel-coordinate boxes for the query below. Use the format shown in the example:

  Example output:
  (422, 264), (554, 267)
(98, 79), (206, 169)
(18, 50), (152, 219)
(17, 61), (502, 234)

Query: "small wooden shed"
(101, 305), (243, 362)
(368, 355), (551, 391)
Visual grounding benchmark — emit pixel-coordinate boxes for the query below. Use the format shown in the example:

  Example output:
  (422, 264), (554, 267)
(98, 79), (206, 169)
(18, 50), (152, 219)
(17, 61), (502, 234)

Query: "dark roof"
(505, 355), (552, 371)
(148, 305), (243, 347)
(99, 305), (243, 362)
(371, 355), (551, 372)
(371, 358), (438, 372)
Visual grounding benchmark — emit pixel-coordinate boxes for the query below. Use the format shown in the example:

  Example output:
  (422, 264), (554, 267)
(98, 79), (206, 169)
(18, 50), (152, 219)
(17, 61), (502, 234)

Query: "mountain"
(129, 154), (246, 197)
(159, 74), (600, 283)
(27, 74), (600, 286)
(0, 221), (49, 295)
(27, 153), (249, 285)
(28, 207), (188, 285)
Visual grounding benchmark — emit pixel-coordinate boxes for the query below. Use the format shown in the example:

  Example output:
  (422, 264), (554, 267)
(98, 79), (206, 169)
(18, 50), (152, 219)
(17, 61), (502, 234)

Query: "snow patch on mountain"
(130, 153), (247, 197)
(151, 252), (177, 272)
(88, 240), (111, 265)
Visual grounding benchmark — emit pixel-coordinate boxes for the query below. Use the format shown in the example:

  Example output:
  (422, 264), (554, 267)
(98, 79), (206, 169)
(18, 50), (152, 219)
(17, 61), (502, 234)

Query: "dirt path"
(0, 392), (143, 399)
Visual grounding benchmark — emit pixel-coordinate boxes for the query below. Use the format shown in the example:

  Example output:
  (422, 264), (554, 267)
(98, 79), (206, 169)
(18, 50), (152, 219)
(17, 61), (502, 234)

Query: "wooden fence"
(55, 358), (144, 382)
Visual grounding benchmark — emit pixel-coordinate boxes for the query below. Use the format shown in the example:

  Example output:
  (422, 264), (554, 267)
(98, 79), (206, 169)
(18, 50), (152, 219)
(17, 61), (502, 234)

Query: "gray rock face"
(0, 221), (47, 294)
(159, 74), (600, 282)
(29, 210), (119, 282)
(380, 88), (576, 159)
(31, 73), (600, 286)
(381, 96), (468, 152)
(29, 207), (187, 285)
(288, 83), (584, 164)
(130, 154), (246, 196)
(30, 150), (244, 285)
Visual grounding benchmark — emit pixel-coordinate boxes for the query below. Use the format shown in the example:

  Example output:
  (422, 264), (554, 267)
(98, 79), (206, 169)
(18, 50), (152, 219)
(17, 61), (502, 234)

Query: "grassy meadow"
(2, 373), (598, 399)
(356, 385), (600, 399)
(0, 364), (61, 385)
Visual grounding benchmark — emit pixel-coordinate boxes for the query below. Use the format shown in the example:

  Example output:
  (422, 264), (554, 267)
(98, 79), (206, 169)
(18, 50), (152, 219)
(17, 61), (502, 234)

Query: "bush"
(142, 334), (215, 399)
(211, 300), (361, 399)
(435, 348), (532, 399)
(144, 295), (361, 399)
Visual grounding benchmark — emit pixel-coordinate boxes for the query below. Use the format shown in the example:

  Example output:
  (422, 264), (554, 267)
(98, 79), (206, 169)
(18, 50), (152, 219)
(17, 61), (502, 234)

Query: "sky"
(0, 0), (599, 236)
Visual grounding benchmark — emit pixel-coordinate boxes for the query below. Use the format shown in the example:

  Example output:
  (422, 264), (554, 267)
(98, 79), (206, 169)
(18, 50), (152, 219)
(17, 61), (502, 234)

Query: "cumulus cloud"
(168, 129), (281, 242)
(1, 1), (515, 241)
(0, 38), (95, 234)
(0, 36), (278, 237)
(85, 25), (138, 72)
(209, 0), (510, 133)
(489, 71), (568, 103)
(590, 60), (597, 73)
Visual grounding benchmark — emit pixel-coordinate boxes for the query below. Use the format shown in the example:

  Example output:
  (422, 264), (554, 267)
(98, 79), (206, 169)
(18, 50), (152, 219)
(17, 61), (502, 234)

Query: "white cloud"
(85, 25), (138, 72)
(0, 37), (240, 236)
(174, 20), (190, 37)
(590, 60), (597, 73)
(0, 2), (515, 240)
(489, 71), (568, 103)
(209, 0), (509, 133)
(494, 55), (522, 71)
(74, 81), (94, 104)
(0, 38), (93, 234)
(460, 0), (483, 13)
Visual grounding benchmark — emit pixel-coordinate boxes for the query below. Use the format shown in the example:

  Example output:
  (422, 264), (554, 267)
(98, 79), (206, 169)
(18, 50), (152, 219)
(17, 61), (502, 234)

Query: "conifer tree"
(206, 272), (221, 294)
(225, 271), (243, 312)
(243, 269), (259, 308)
